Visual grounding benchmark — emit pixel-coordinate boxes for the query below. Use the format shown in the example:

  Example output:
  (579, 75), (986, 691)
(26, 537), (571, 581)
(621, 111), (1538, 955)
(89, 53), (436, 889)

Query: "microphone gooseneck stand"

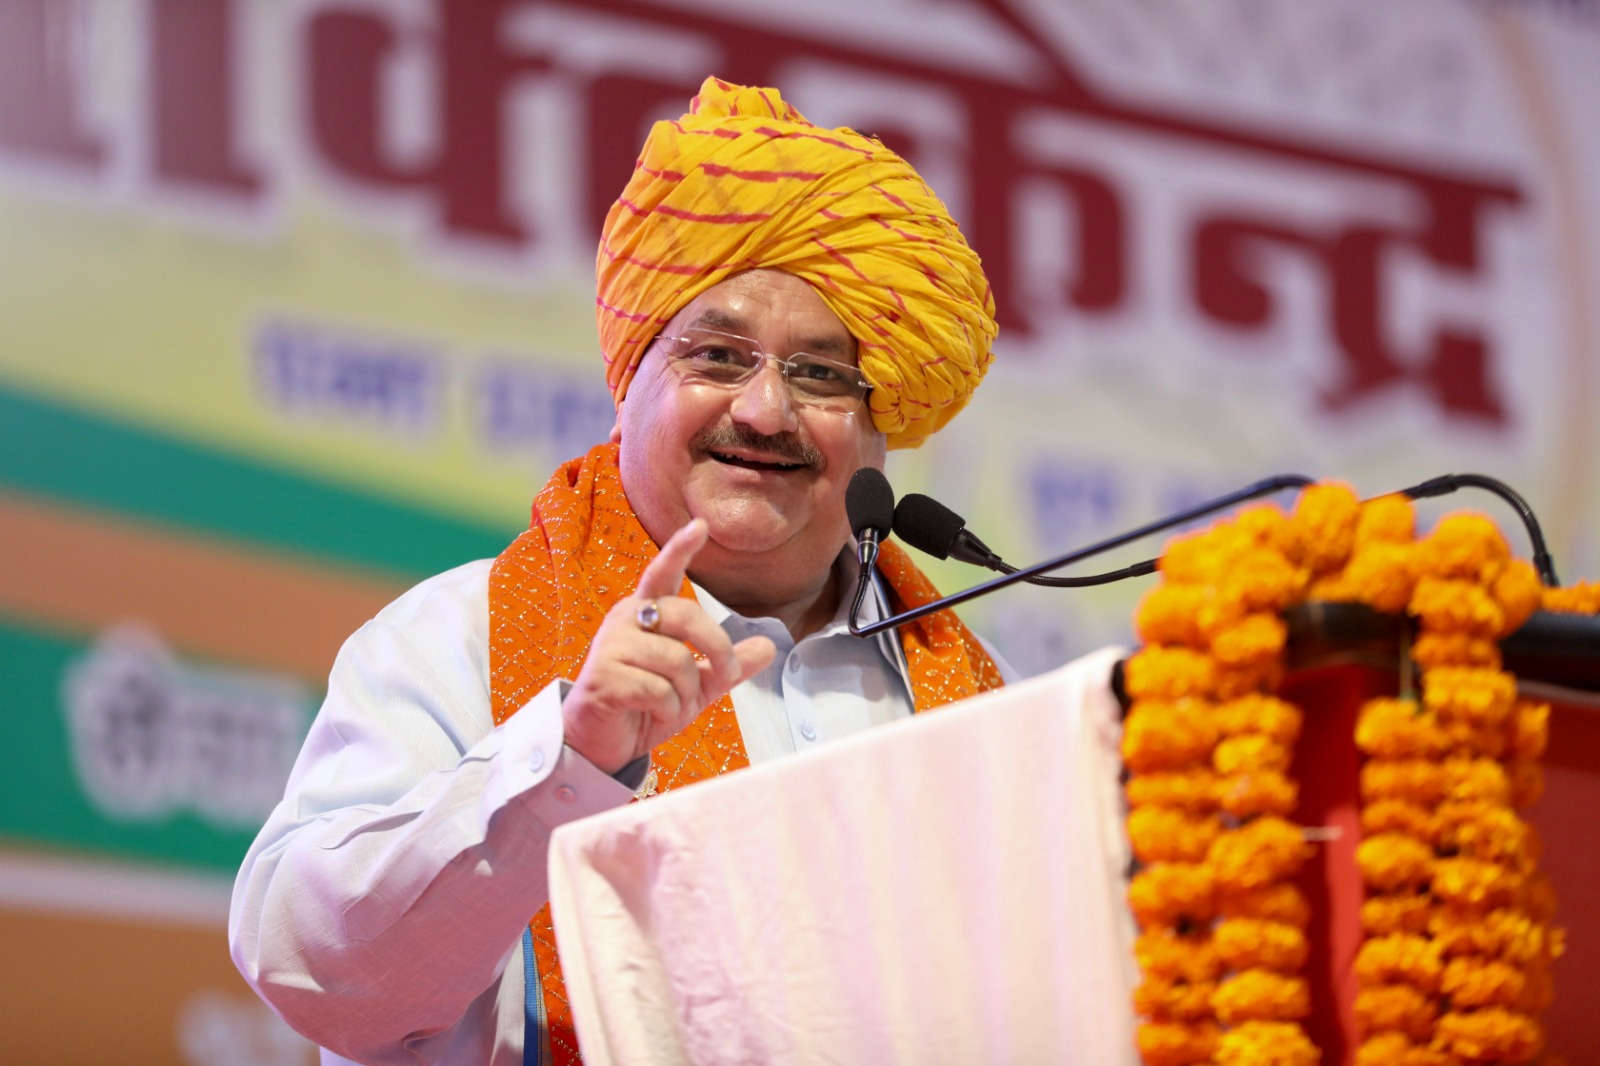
(849, 474), (1316, 637)
(1399, 473), (1559, 586)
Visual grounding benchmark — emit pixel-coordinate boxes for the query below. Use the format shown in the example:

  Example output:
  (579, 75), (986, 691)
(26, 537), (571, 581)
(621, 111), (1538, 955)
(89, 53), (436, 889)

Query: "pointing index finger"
(637, 518), (709, 601)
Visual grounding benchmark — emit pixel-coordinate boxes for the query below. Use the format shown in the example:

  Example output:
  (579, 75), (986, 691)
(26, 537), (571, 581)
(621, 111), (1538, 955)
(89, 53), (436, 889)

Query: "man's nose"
(727, 358), (800, 435)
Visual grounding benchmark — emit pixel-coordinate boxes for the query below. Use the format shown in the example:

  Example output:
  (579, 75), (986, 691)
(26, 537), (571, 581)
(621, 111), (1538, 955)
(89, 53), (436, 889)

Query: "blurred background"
(2, 0), (1597, 1061)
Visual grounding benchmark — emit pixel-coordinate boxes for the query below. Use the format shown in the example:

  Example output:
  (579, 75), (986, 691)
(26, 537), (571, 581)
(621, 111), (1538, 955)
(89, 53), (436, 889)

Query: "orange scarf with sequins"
(488, 441), (1003, 1065)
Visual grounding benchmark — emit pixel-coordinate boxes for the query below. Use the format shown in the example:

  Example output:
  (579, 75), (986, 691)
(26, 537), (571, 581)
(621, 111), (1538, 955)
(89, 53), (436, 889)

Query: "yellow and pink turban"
(596, 76), (997, 450)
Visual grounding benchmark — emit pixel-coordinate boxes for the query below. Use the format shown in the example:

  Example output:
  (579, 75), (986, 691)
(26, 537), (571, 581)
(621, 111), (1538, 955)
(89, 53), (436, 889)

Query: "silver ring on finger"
(636, 599), (662, 634)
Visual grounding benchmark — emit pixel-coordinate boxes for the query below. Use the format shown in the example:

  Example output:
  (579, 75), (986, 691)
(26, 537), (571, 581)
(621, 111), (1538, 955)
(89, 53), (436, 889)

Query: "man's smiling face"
(612, 269), (887, 600)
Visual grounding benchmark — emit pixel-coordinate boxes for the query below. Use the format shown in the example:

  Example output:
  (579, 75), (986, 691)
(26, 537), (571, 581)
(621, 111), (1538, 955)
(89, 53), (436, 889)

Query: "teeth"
(710, 451), (802, 471)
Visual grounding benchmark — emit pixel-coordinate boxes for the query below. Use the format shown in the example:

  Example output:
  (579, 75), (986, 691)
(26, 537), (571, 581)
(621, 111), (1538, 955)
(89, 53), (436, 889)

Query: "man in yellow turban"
(231, 77), (1007, 1065)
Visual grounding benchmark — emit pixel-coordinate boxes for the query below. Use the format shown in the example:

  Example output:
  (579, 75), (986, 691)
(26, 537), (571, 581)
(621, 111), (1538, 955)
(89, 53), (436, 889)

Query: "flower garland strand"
(1123, 485), (1570, 1066)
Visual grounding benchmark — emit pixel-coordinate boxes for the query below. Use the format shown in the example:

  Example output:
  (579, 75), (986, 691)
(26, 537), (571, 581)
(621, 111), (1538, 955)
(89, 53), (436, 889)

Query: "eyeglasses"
(657, 327), (872, 410)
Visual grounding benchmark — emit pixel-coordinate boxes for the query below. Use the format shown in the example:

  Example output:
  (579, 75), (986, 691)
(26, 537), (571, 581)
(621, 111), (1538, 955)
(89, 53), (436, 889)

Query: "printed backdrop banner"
(1, 0), (1598, 1060)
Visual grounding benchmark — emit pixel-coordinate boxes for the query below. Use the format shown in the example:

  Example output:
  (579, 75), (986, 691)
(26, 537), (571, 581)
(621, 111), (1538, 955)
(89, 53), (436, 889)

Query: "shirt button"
(788, 653), (803, 674)
(530, 749), (545, 772)
(555, 785), (576, 803)
(799, 721), (817, 742)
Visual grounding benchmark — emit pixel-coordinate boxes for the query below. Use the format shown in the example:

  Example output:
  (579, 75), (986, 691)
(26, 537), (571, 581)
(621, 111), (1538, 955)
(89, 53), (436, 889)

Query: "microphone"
(850, 474), (1315, 638)
(893, 493), (1004, 570)
(845, 467), (896, 636)
(895, 491), (1160, 588)
(1399, 473), (1558, 585)
(845, 467), (895, 570)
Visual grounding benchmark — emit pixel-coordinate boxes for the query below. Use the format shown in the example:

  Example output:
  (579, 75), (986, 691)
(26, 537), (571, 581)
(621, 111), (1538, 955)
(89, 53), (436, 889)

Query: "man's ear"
(608, 407), (623, 444)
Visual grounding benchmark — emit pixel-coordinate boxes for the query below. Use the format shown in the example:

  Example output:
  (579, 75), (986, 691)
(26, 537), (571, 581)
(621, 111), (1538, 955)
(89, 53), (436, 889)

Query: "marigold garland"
(1125, 484), (1574, 1064)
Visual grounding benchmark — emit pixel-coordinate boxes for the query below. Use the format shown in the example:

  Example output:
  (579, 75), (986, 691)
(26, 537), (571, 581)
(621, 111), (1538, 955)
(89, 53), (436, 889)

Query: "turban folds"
(596, 76), (997, 450)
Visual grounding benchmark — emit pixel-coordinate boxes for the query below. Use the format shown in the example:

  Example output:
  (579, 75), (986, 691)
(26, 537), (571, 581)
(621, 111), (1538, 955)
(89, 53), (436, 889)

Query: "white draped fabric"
(548, 648), (1140, 1065)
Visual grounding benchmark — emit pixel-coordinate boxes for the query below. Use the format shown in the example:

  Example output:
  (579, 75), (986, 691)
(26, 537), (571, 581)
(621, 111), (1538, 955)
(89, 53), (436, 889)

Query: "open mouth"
(707, 449), (808, 473)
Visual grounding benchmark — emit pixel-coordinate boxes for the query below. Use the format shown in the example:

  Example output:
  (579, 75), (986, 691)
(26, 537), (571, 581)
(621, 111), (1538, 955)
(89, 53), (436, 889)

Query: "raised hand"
(562, 519), (776, 775)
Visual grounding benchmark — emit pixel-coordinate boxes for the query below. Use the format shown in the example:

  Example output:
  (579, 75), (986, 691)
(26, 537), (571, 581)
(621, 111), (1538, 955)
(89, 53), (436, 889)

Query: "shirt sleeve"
(227, 562), (635, 1065)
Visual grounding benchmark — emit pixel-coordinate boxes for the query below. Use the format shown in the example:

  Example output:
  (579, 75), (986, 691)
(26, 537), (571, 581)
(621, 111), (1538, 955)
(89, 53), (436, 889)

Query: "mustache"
(692, 423), (824, 468)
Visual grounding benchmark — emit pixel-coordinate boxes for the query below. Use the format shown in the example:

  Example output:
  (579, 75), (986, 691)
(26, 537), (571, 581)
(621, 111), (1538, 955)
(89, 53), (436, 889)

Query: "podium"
(1283, 605), (1600, 1065)
(546, 612), (1599, 1064)
(547, 647), (1141, 1065)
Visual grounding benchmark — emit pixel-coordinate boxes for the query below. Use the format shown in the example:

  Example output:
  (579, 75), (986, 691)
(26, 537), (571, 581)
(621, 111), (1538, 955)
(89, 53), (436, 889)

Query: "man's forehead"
(675, 273), (855, 359)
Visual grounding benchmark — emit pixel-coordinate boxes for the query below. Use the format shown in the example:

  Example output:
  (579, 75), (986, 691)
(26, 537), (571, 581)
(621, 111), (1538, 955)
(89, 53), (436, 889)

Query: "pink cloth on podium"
(546, 648), (1140, 1065)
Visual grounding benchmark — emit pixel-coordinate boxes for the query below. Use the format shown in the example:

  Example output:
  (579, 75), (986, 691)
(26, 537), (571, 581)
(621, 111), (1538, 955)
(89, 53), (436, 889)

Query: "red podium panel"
(1281, 606), (1600, 1064)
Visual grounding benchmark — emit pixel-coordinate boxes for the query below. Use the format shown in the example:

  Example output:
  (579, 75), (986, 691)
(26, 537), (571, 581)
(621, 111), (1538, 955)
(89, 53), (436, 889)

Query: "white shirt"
(229, 554), (1011, 1066)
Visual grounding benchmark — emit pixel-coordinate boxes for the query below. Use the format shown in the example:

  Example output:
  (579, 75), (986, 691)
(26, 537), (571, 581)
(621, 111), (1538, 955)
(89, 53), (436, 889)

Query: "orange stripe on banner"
(0, 489), (407, 679)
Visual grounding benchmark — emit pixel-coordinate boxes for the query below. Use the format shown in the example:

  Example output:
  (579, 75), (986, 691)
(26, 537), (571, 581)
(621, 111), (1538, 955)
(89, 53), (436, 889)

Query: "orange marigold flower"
(1493, 558), (1543, 632)
(1542, 579), (1600, 614)
(1418, 512), (1510, 580)
(1126, 647), (1219, 700)
(1422, 667), (1517, 730)
(1135, 929), (1223, 983)
(1411, 577), (1506, 637)
(1209, 817), (1312, 894)
(1212, 658), (1286, 700)
(1356, 494), (1416, 546)
(1218, 770), (1299, 819)
(1128, 806), (1222, 865)
(1518, 965), (1555, 1014)
(1130, 863), (1218, 928)
(1354, 1032), (1456, 1066)
(1355, 833), (1434, 892)
(1432, 857), (1515, 911)
(1126, 769), (1221, 813)
(1353, 934), (1443, 994)
(1210, 612), (1288, 668)
(1136, 583), (1210, 647)
(1218, 554), (1310, 615)
(1441, 719), (1509, 761)
(1360, 800), (1441, 845)
(1443, 757), (1512, 805)
(1215, 734), (1294, 776)
(1437, 801), (1534, 868)
(1161, 524), (1255, 584)
(1361, 759), (1448, 806)
(1355, 699), (1449, 760)
(1291, 482), (1361, 574)
(1510, 701), (1550, 760)
(1309, 571), (1359, 602)
(1214, 694), (1303, 745)
(1517, 873), (1559, 925)
(1433, 1007), (1541, 1063)
(1432, 906), (1553, 964)
(1136, 1020), (1220, 1066)
(1218, 883), (1312, 928)
(1441, 957), (1526, 1010)
(1411, 631), (1502, 670)
(1134, 974), (1217, 1023)
(1123, 698), (1219, 774)
(1508, 759), (1545, 809)
(1213, 918), (1309, 974)
(1361, 894), (1434, 937)
(1353, 983), (1437, 1041)
(1344, 541), (1419, 613)
(1214, 1020), (1319, 1066)
(1211, 969), (1310, 1025)
(1238, 502), (1302, 558)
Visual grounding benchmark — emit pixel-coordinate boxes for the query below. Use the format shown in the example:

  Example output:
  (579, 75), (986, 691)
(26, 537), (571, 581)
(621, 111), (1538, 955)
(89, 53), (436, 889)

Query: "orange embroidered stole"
(488, 442), (1003, 1064)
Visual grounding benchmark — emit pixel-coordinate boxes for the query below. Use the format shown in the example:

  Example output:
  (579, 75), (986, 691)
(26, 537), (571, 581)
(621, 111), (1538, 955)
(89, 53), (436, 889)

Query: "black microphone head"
(845, 467), (895, 539)
(893, 493), (966, 560)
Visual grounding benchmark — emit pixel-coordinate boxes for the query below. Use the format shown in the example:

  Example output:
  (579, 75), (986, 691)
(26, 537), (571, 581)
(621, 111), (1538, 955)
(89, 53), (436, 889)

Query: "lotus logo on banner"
(62, 625), (312, 829)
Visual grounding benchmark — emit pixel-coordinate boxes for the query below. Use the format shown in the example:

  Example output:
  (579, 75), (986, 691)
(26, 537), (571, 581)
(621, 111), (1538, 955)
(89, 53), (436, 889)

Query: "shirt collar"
(690, 541), (883, 634)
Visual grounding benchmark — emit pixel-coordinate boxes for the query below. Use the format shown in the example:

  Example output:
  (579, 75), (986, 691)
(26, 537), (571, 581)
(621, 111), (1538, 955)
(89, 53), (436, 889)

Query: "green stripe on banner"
(0, 622), (292, 873)
(0, 384), (515, 579)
